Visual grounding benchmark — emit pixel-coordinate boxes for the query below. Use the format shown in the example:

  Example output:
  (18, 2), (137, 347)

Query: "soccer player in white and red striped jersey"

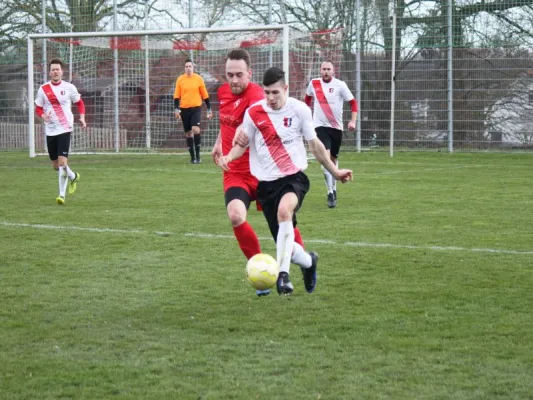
(305, 60), (358, 208)
(35, 58), (86, 205)
(212, 49), (305, 297)
(218, 67), (353, 295)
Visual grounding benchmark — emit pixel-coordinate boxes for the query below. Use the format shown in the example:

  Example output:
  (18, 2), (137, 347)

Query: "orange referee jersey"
(173, 73), (209, 109)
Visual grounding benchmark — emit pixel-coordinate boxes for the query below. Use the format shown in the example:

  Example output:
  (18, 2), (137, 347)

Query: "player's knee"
(228, 208), (246, 227)
(192, 126), (201, 135)
(185, 131), (192, 138)
(277, 206), (293, 222)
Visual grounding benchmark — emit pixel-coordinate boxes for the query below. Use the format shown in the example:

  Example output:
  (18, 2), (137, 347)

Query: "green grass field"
(1, 151), (532, 399)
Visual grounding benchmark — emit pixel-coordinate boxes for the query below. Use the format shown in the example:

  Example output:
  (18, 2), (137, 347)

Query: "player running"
(305, 60), (358, 208)
(212, 49), (304, 297)
(218, 67), (353, 295)
(35, 58), (86, 205)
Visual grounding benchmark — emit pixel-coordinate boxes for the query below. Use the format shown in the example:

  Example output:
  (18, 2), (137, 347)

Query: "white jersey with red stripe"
(306, 77), (354, 130)
(35, 80), (81, 136)
(242, 97), (316, 182)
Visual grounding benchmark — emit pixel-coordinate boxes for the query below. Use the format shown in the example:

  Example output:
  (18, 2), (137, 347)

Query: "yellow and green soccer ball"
(246, 253), (279, 290)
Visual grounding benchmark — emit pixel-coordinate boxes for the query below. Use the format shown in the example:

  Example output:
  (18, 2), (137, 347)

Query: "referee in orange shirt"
(174, 58), (213, 163)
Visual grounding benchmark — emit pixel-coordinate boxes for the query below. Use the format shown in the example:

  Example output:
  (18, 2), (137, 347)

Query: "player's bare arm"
(75, 99), (87, 128)
(347, 99), (358, 131)
(216, 140), (247, 172)
(308, 138), (353, 183)
(35, 102), (51, 123)
(348, 111), (357, 131)
(232, 125), (246, 147)
(211, 132), (222, 163)
(233, 126), (248, 147)
(42, 110), (52, 123)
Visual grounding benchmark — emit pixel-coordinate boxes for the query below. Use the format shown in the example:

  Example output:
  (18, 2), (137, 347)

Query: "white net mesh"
(288, 28), (344, 101)
(30, 28), (287, 154)
(30, 27), (348, 155)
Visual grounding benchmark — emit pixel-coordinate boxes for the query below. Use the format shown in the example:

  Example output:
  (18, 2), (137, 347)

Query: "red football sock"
(294, 227), (304, 248)
(233, 221), (261, 260)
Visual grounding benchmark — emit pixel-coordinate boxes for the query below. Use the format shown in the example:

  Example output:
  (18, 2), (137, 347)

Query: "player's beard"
(322, 76), (332, 83)
(230, 83), (247, 95)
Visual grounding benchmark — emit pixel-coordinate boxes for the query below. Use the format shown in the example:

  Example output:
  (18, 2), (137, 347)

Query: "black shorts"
(316, 126), (343, 158)
(47, 132), (72, 160)
(224, 186), (252, 210)
(180, 107), (202, 133)
(257, 171), (310, 241)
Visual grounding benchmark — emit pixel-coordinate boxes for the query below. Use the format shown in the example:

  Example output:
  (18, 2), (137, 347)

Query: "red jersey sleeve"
(349, 98), (358, 112)
(76, 98), (86, 114)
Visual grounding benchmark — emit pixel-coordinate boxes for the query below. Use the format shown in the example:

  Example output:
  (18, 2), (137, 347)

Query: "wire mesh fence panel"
(452, 48), (533, 151)
(3, 0), (533, 153)
(369, 0), (533, 152)
(25, 27), (289, 155)
(0, 46), (29, 141)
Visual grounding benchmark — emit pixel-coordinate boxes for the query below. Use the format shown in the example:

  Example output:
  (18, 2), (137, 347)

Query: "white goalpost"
(27, 25), (290, 157)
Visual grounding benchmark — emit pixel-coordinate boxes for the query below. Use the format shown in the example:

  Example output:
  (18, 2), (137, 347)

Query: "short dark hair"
(48, 58), (65, 69)
(263, 67), (285, 86)
(226, 48), (251, 68)
(184, 58), (193, 65)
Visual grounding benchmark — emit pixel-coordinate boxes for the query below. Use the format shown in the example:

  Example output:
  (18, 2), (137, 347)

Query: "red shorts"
(223, 171), (261, 211)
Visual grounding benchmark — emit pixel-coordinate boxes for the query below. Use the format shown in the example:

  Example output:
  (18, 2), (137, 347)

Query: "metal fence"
(2, 0), (533, 153)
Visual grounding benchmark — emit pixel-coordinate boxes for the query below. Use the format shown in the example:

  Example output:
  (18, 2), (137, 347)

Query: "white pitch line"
(0, 164), (479, 177)
(0, 221), (173, 236)
(2, 221), (532, 256)
(184, 232), (533, 255)
(365, 165), (475, 176)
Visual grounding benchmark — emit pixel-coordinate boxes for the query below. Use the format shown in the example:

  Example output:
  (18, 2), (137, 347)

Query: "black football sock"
(186, 137), (194, 161)
(194, 135), (201, 160)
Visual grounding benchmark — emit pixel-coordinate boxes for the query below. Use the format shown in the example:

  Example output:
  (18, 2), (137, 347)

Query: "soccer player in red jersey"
(211, 49), (304, 296)
(218, 67), (353, 296)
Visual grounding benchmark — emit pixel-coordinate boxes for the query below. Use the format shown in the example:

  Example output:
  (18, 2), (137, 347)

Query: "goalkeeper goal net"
(27, 25), (290, 156)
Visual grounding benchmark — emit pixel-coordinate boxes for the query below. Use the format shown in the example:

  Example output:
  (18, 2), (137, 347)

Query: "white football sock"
(321, 165), (333, 194)
(58, 166), (68, 197)
(65, 164), (76, 180)
(277, 220), (294, 274)
(291, 242), (312, 268)
(332, 160), (338, 192)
